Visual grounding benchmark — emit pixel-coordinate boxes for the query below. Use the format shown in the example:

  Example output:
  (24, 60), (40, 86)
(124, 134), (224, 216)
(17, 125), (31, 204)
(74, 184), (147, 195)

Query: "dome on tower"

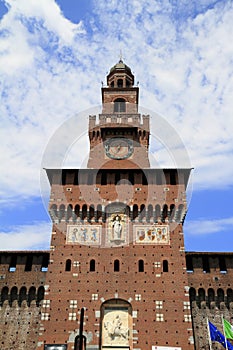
(109, 59), (132, 73)
(107, 59), (135, 87)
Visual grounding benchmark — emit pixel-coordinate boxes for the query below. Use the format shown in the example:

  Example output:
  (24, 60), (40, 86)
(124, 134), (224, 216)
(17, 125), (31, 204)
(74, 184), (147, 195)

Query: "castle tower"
(38, 61), (194, 350)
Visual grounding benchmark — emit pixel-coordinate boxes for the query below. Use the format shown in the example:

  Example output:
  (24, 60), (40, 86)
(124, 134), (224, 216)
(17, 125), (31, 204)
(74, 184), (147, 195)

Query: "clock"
(104, 138), (133, 159)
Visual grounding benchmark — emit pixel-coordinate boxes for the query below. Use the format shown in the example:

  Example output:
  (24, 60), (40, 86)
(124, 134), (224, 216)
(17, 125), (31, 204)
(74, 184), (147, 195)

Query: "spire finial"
(119, 49), (123, 63)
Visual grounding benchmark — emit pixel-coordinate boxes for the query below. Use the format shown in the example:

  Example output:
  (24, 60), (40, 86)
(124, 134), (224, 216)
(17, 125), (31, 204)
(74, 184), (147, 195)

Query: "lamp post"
(74, 308), (86, 350)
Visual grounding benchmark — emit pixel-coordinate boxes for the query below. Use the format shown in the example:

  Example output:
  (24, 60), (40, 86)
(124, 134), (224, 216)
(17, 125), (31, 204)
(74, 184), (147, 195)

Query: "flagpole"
(207, 318), (213, 350)
(222, 314), (229, 350)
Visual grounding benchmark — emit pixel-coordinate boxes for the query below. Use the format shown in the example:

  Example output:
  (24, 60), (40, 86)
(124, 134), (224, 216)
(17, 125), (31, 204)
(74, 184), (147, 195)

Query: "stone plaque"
(66, 225), (101, 246)
(134, 225), (169, 244)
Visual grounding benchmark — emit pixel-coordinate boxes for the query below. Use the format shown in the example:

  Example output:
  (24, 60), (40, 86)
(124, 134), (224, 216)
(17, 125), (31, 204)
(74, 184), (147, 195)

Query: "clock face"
(105, 138), (133, 159)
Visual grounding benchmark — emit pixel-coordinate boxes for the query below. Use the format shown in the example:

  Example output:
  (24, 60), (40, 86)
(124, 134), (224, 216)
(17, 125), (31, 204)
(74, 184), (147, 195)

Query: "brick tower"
(38, 60), (194, 350)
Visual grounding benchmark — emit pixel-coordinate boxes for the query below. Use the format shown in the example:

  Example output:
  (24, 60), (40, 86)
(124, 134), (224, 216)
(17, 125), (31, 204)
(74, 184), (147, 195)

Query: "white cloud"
(0, 0), (233, 210)
(185, 216), (233, 236)
(0, 221), (51, 250)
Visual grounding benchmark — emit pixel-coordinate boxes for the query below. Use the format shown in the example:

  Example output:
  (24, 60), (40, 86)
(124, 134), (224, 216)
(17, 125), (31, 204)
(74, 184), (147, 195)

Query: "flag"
(224, 319), (233, 340)
(208, 321), (233, 349)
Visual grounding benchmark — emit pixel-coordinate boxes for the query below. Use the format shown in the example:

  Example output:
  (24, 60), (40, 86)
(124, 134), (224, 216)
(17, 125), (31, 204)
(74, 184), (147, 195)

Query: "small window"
(9, 255), (17, 272)
(117, 79), (123, 87)
(138, 260), (144, 272)
(114, 98), (126, 113)
(163, 260), (168, 272)
(186, 255), (193, 273)
(219, 256), (227, 273)
(114, 259), (120, 272)
(202, 255), (210, 273)
(90, 259), (96, 272)
(65, 259), (72, 272)
(41, 254), (49, 272)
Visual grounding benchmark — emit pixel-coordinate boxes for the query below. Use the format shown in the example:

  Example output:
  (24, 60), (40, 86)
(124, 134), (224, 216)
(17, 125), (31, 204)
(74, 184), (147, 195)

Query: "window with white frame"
(69, 312), (77, 321)
(155, 300), (163, 309)
(156, 313), (164, 321)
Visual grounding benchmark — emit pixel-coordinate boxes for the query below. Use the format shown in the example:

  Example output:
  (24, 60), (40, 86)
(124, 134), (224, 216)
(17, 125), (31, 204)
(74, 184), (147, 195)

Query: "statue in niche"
(112, 215), (122, 240)
(104, 314), (129, 341)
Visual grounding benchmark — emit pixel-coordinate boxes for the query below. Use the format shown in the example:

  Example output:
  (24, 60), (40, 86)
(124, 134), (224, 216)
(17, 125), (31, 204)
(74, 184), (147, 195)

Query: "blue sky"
(0, 0), (233, 251)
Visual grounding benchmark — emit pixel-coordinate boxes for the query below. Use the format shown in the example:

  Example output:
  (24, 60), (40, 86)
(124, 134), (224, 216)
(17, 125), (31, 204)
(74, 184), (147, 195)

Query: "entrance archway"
(100, 299), (132, 349)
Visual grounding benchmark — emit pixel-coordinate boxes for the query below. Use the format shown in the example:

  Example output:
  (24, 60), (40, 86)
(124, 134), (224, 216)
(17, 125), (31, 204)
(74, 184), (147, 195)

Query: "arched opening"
(162, 204), (168, 222)
(176, 204), (184, 222)
(114, 98), (126, 113)
(1, 286), (9, 306)
(82, 204), (87, 220)
(189, 287), (196, 304)
(170, 204), (176, 221)
(19, 287), (27, 306)
(89, 204), (95, 221)
(155, 204), (161, 221)
(28, 286), (36, 306)
(162, 260), (168, 272)
(198, 288), (206, 307)
(59, 204), (65, 220)
(147, 204), (153, 222)
(90, 259), (96, 272)
(227, 289), (233, 308)
(138, 259), (144, 272)
(139, 204), (145, 222)
(75, 204), (80, 219)
(67, 204), (73, 221)
(217, 288), (224, 308)
(208, 288), (215, 308)
(133, 204), (138, 220)
(65, 259), (72, 271)
(97, 204), (102, 222)
(37, 286), (45, 306)
(10, 286), (18, 305)
(117, 79), (123, 87)
(100, 299), (132, 349)
(114, 259), (120, 272)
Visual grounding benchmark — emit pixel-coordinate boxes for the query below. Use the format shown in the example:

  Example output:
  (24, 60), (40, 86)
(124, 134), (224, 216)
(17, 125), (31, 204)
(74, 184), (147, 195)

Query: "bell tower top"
(106, 59), (135, 88)
(88, 60), (149, 168)
(101, 59), (139, 113)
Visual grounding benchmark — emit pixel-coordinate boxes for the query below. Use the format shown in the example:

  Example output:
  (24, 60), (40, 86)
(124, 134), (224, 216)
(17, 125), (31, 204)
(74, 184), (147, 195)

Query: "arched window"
(65, 259), (72, 272)
(138, 260), (144, 272)
(114, 98), (126, 113)
(90, 259), (96, 272)
(114, 259), (120, 272)
(163, 260), (168, 272)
